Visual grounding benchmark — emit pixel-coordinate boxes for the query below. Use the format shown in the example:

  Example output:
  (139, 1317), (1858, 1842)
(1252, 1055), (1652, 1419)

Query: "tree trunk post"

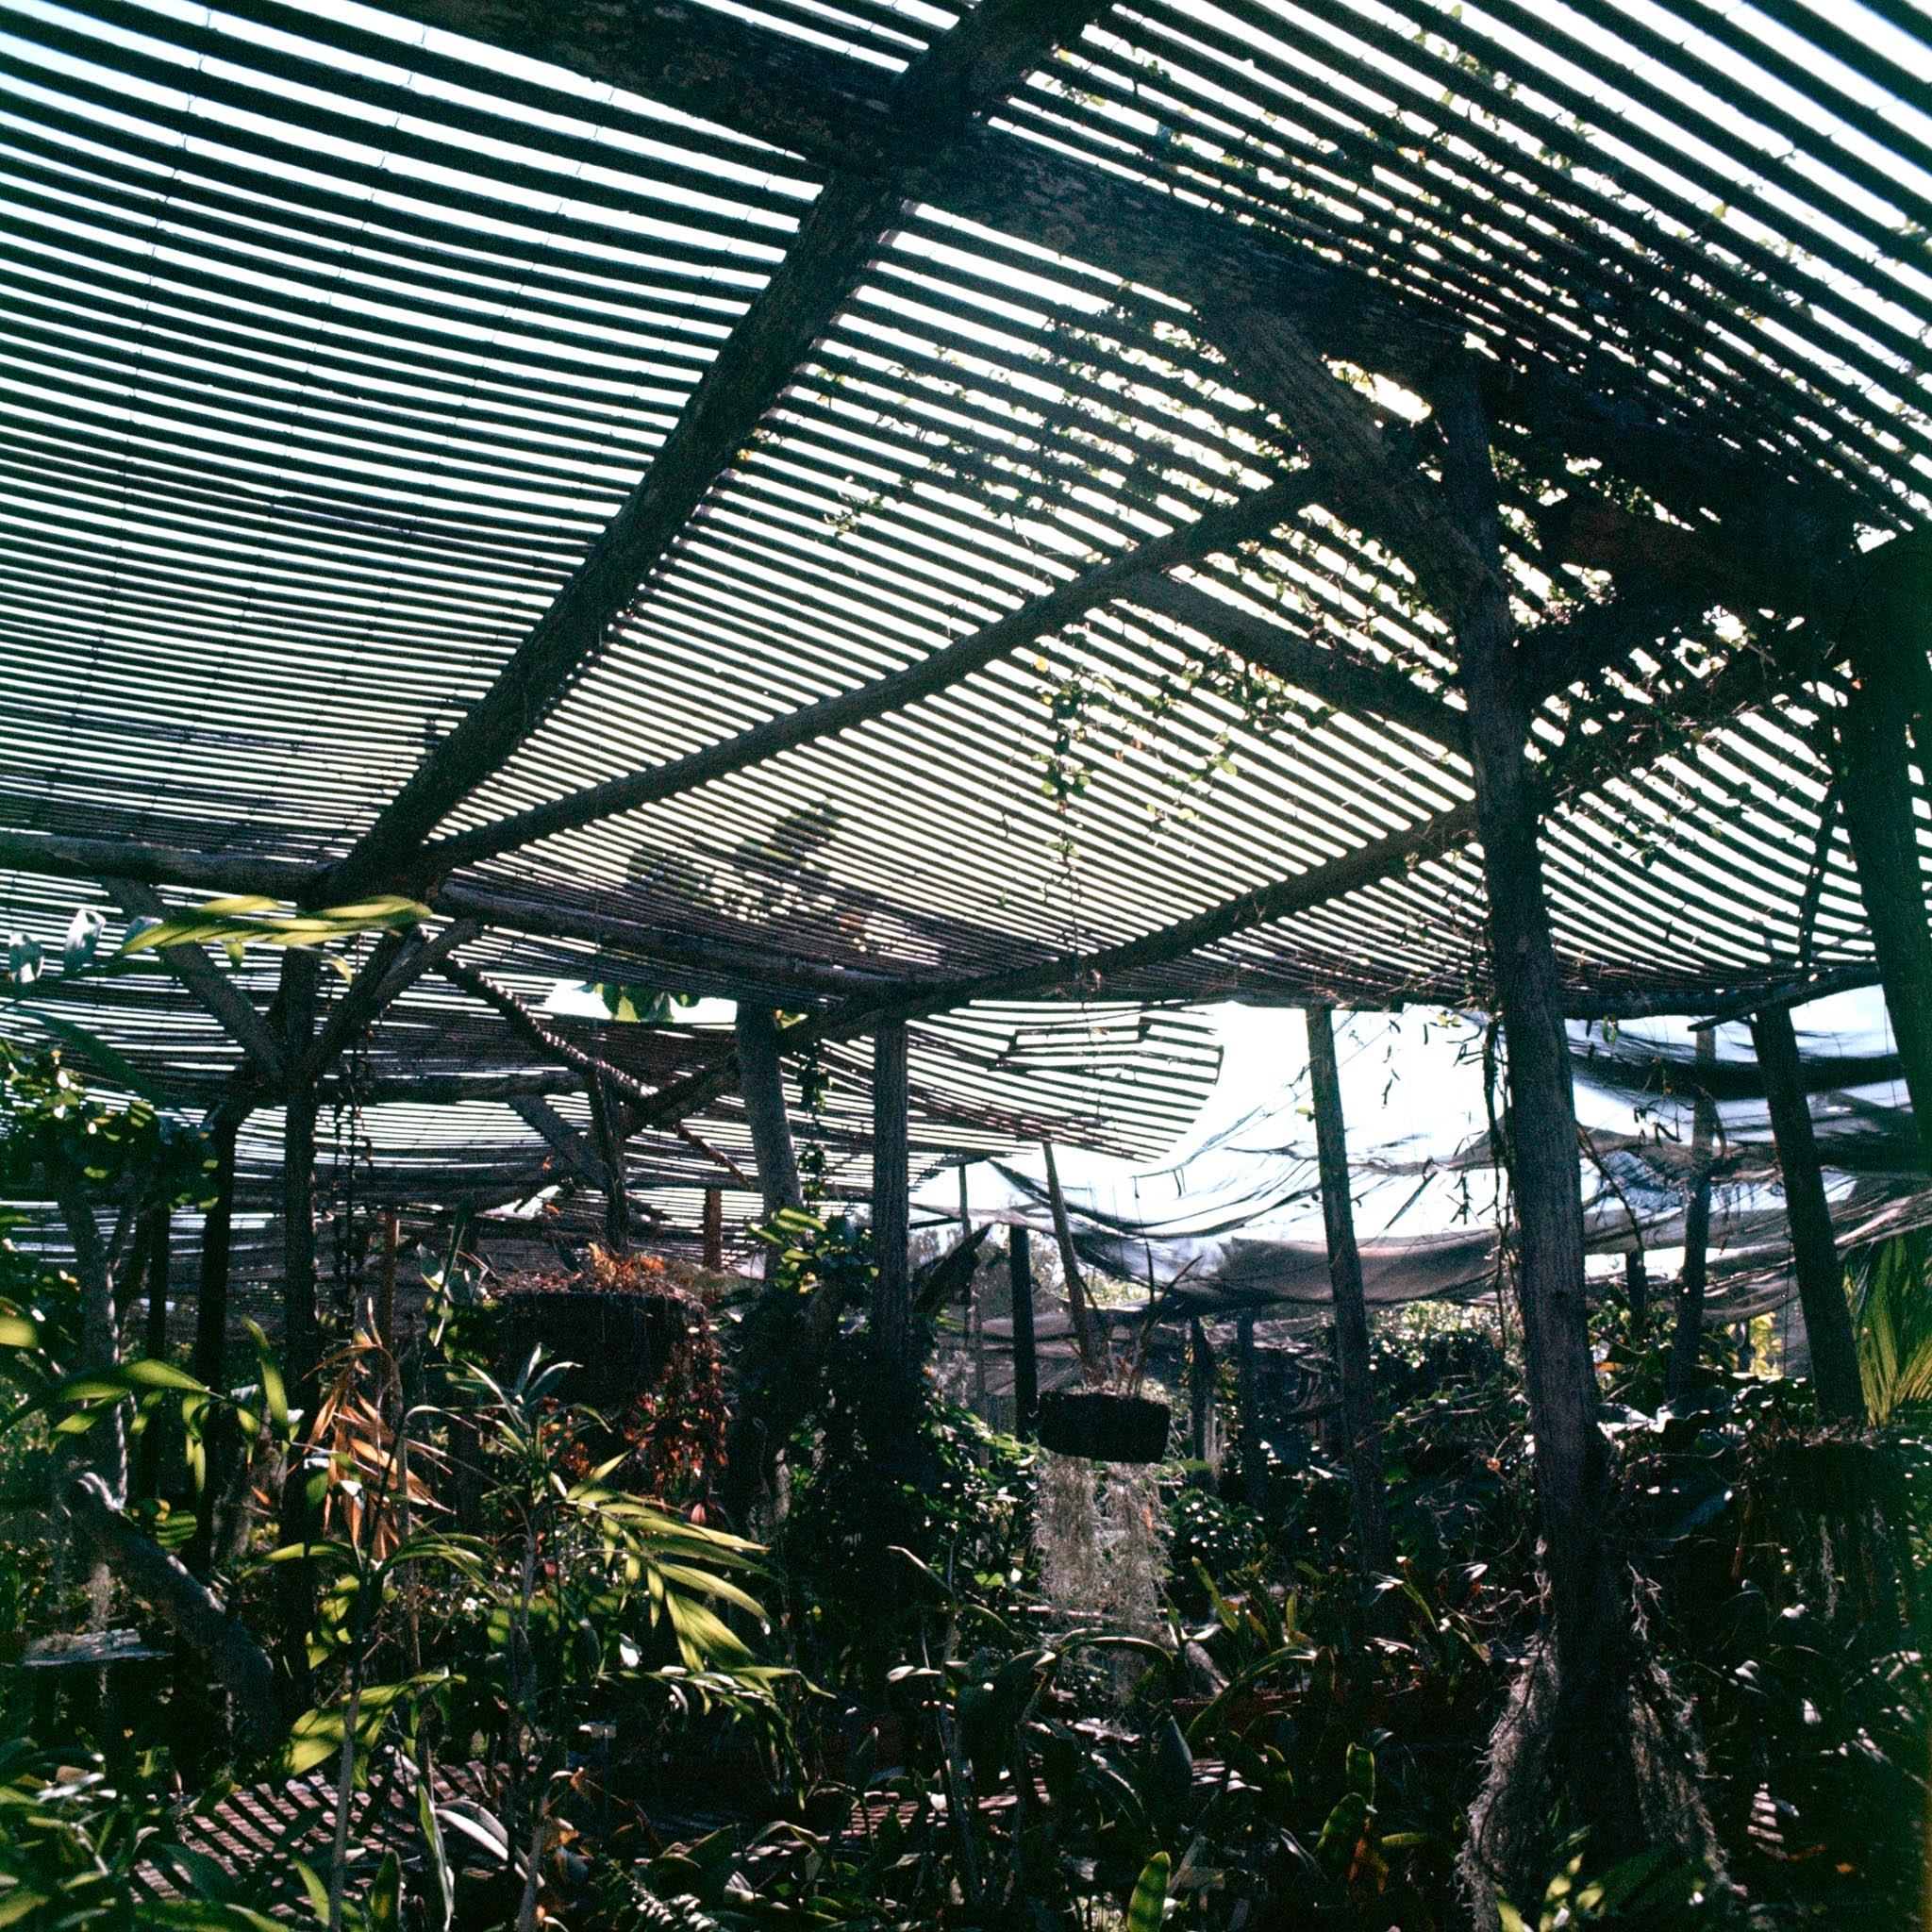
(735, 1006), (802, 1223)
(1623, 1249), (1648, 1330)
(1441, 363), (1659, 1892)
(870, 1019), (912, 1389)
(1009, 1226), (1039, 1438)
(1188, 1316), (1217, 1478)
(134, 1204), (173, 1498)
(1751, 1003), (1864, 1421)
(586, 1072), (632, 1255)
(281, 951), (320, 1403)
(190, 1115), (239, 1573)
(144, 1203), (171, 1362)
(1236, 1312), (1263, 1509)
(702, 1187), (724, 1272)
(1835, 540), (1932, 1165)
(1667, 1029), (1716, 1406)
(1306, 1005), (1395, 1577)
(278, 949), (320, 1708)
(375, 1208), (399, 1352)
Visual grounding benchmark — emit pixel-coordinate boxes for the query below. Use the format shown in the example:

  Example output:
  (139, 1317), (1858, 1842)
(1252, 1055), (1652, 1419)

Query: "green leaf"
(1126, 1850), (1170, 1932)
(25, 1011), (169, 1105)
(418, 1775), (455, 1932)
(369, 1849), (402, 1929)
(0, 1316), (37, 1348)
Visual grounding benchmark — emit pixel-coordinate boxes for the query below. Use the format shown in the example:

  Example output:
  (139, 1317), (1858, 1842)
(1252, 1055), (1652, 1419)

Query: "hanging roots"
(1034, 1452), (1166, 1652)
(1459, 1574), (1726, 1928)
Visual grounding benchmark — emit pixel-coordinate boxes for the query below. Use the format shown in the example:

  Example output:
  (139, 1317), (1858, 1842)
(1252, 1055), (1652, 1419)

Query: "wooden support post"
(280, 950), (320, 1402)
(1624, 1249), (1649, 1329)
(1441, 369), (1609, 1632)
(143, 1205), (171, 1363)
(735, 1007), (802, 1222)
(1668, 1029), (1717, 1406)
(1836, 540), (1932, 1165)
(1306, 1005), (1394, 1577)
(375, 1208), (399, 1352)
(1236, 1313), (1263, 1508)
(870, 1020), (912, 1386)
(1751, 1003), (1864, 1421)
(135, 1205), (172, 1499)
(587, 1073), (633, 1256)
(278, 949), (319, 1708)
(192, 1118), (237, 1391)
(1440, 363), (1648, 1881)
(1009, 1226), (1038, 1439)
(702, 1187), (724, 1272)
(189, 1115), (238, 1573)
(1188, 1316), (1217, 1477)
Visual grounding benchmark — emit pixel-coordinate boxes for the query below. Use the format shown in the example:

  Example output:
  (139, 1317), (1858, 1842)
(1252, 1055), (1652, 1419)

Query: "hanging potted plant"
(1031, 1142), (1173, 1464)
(496, 1247), (710, 1415)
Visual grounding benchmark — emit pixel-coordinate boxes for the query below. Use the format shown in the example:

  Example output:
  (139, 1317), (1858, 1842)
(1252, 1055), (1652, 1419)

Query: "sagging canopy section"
(933, 1006), (1932, 1329)
(0, 0), (1925, 1221)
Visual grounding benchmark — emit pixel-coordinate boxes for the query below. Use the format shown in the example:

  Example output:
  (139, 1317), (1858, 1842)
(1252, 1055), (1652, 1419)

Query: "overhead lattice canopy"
(1, 0), (1926, 1222)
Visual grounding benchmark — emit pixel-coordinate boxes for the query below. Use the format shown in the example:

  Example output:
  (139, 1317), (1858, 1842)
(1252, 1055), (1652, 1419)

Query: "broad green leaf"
(1126, 1851), (1170, 1932)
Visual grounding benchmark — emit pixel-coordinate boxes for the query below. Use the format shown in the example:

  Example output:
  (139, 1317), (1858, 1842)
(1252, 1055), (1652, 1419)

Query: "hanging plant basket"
(497, 1287), (696, 1411)
(1036, 1389), (1171, 1464)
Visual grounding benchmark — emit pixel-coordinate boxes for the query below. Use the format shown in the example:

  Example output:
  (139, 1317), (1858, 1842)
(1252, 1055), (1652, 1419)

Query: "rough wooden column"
(192, 1117), (237, 1390)
(1440, 364), (1659, 1890)
(702, 1187), (724, 1272)
(142, 1203), (171, 1361)
(1836, 539), (1932, 1164)
(136, 1205), (172, 1497)
(870, 1019), (912, 1385)
(278, 949), (320, 1708)
(1751, 1003), (1864, 1421)
(1623, 1249), (1648, 1328)
(1440, 370), (1609, 1636)
(281, 950), (321, 1403)
(1188, 1315), (1217, 1477)
(1236, 1312), (1263, 1508)
(735, 1006), (802, 1222)
(586, 1072), (633, 1255)
(375, 1208), (400, 1351)
(1306, 1005), (1394, 1576)
(1667, 1028), (1717, 1405)
(1008, 1225), (1038, 1438)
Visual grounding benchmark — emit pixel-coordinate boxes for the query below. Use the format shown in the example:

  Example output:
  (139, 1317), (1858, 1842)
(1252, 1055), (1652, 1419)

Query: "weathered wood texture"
(1305, 1005), (1393, 1578)
(324, 0), (1117, 900)
(1667, 1029), (1718, 1405)
(1009, 1226), (1039, 1439)
(1438, 364), (1634, 1847)
(1836, 537), (1932, 1164)
(1751, 1003), (1865, 1422)
(870, 1020), (912, 1382)
(735, 1007), (803, 1221)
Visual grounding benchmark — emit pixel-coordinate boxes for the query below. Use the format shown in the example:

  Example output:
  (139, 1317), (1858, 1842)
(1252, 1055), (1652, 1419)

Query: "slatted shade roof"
(1, 0), (1926, 1227)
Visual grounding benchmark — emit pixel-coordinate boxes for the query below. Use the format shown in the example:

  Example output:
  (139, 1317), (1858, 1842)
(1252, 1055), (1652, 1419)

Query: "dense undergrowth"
(0, 1068), (1926, 1927)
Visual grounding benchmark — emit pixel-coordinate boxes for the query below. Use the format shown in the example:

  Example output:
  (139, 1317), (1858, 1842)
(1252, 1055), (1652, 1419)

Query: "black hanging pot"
(497, 1289), (694, 1411)
(1035, 1389), (1172, 1464)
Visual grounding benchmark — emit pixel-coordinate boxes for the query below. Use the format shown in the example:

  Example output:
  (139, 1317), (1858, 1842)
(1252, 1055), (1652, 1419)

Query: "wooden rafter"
(320, 0), (1120, 904)
(377, 0), (1848, 597)
(423, 474), (1324, 873)
(105, 878), (288, 1085)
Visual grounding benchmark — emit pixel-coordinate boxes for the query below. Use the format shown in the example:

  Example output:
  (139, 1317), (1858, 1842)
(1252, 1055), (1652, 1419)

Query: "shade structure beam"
(105, 878), (289, 1086)
(372, 0), (1855, 601)
(319, 0), (1123, 904)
